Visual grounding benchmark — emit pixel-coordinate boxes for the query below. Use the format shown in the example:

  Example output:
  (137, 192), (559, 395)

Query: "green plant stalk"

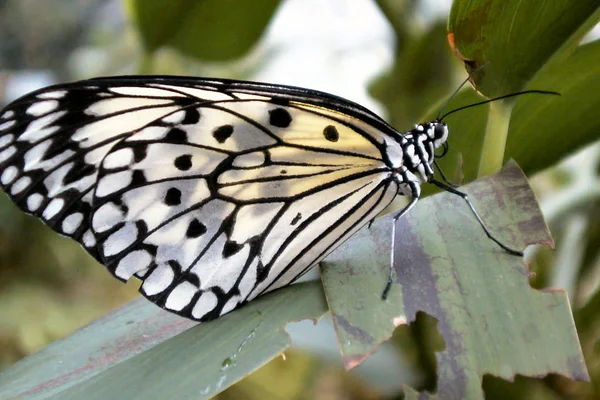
(477, 100), (515, 177)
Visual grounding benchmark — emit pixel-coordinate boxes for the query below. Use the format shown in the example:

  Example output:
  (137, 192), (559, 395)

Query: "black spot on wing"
(268, 108), (291, 128)
(291, 213), (302, 226)
(323, 125), (339, 142)
(174, 154), (192, 171)
(213, 125), (234, 143)
(165, 127), (188, 142)
(256, 258), (269, 284)
(164, 187), (182, 206)
(181, 108), (201, 125)
(222, 240), (243, 258)
(131, 170), (147, 186)
(132, 144), (147, 163)
(186, 219), (207, 238)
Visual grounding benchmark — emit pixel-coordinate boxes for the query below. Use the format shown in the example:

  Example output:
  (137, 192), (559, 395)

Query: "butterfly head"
(431, 121), (449, 148)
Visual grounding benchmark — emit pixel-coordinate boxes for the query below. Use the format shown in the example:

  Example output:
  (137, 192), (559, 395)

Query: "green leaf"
(448, 0), (599, 97)
(321, 162), (587, 398)
(124, 0), (282, 62)
(124, 0), (197, 54)
(508, 39), (600, 175)
(0, 282), (327, 399)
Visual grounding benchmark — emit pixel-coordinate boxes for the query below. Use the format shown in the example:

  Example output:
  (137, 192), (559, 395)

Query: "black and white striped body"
(0, 76), (448, 321)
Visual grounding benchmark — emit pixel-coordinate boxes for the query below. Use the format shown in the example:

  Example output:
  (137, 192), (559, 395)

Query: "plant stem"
(476, 100), (515, 177)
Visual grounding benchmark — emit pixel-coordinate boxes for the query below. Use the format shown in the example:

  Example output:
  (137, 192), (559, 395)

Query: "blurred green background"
(0, 0), (599, 398)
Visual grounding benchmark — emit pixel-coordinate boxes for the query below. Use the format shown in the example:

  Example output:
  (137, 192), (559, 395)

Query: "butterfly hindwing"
(0, 85), (130, 259)
(0, 76), (401, 321)
(0, 80), (236, 259)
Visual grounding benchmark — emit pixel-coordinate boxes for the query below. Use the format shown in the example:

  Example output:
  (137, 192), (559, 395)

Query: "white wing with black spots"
(0, 81), (213, 259)
(0, 76), (423, 322)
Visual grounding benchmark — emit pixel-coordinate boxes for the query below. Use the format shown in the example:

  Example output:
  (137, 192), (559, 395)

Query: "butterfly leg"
(382, 181), (421, 300)
(429, 178), (524, 256)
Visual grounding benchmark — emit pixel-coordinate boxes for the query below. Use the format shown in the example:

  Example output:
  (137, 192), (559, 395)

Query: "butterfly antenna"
(436, 62), (489, 121)
(438, 90), (560, 121)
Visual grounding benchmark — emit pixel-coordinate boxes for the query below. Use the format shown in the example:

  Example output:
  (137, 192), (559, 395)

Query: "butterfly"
(0, 76), (522, 321)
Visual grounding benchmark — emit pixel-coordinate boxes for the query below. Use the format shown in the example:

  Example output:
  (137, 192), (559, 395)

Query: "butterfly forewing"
(0, 77), (400, 321)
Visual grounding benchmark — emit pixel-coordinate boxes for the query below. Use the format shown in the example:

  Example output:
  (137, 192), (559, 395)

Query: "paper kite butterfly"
(0, 76), (522, 321)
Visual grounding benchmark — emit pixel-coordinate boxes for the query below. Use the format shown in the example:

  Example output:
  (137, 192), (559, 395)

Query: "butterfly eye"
(434, 123), (448, 141)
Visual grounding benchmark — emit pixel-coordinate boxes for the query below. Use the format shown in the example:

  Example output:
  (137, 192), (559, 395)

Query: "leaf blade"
(0, 282), (327, 399)
(124, 0), (282, 61)
(322, 161), (587, 397)
(448, 0), (599, 96)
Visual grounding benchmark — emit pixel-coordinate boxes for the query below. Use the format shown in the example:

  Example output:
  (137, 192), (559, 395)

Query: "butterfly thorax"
(397, 121), (448, 182)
